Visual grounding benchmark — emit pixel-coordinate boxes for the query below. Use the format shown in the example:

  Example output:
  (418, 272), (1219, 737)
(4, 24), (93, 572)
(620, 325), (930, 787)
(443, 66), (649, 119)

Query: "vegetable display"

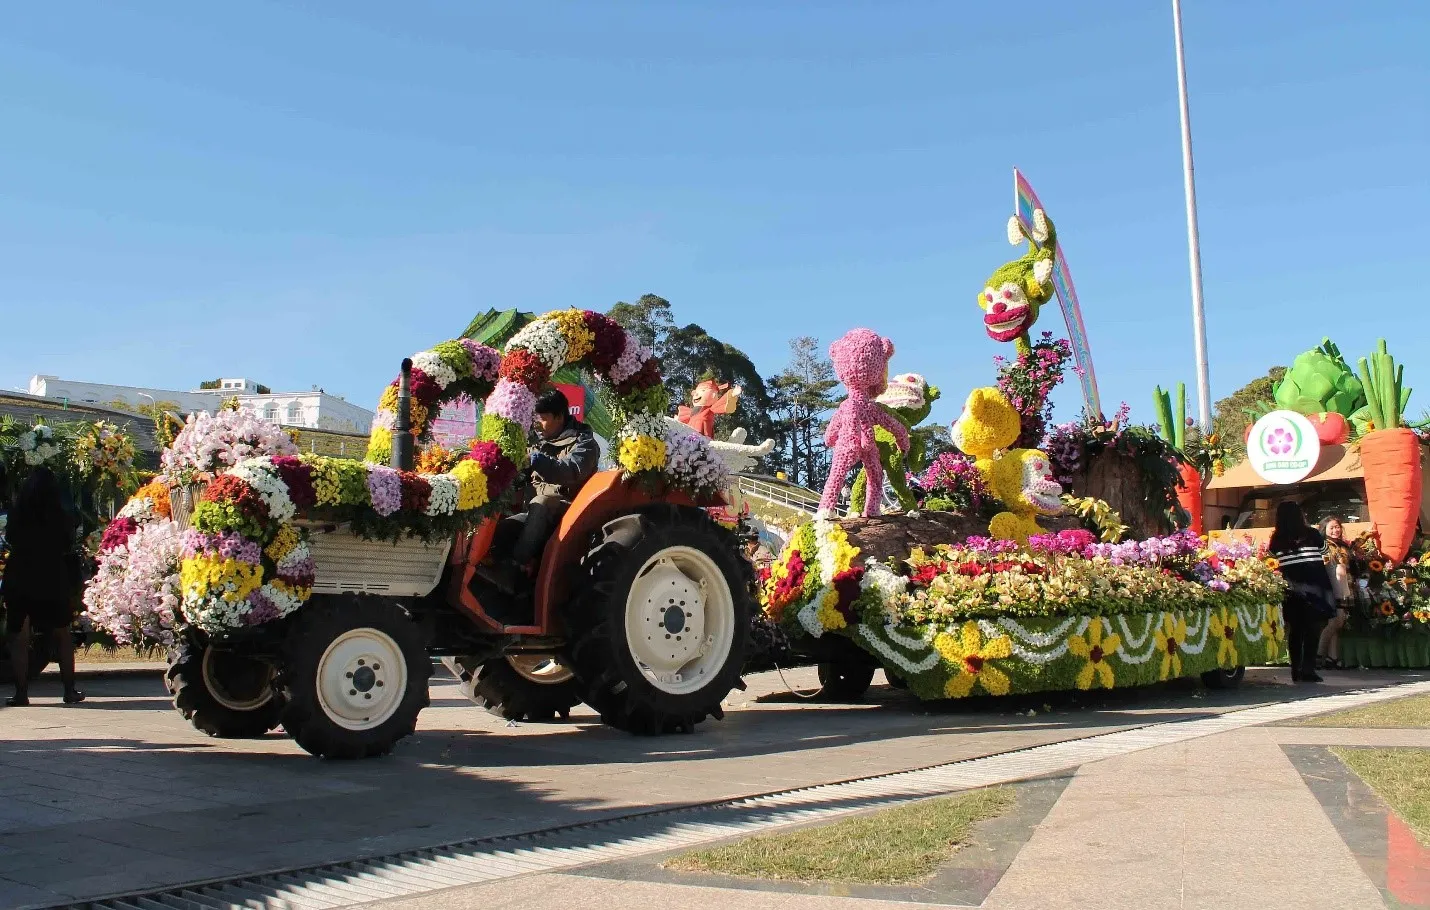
(1357, 340), (1422, 563)
(1152, 381), (1203, 535)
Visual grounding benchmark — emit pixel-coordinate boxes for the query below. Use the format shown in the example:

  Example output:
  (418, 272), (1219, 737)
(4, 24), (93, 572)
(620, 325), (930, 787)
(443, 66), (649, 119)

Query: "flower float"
(759, 524), (1285, 701)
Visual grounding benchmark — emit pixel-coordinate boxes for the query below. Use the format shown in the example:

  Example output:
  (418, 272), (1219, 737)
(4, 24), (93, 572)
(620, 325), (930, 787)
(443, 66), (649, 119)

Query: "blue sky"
(1, 1), (1425, 431)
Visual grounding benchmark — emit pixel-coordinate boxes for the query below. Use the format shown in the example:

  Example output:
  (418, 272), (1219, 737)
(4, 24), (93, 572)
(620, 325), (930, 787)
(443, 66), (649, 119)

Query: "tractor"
(163, 365), (755, 759)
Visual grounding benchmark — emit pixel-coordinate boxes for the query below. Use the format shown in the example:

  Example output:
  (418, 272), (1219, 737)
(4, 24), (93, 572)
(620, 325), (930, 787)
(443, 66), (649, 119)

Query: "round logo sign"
(1248, 410), (1321, 484)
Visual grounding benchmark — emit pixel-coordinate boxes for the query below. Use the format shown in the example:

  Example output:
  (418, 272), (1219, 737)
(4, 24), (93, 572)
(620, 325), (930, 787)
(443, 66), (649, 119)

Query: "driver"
(481, 388), (599, 593)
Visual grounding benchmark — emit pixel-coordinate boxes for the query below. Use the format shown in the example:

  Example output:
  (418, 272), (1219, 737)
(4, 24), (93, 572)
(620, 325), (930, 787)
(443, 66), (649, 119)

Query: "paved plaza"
(0, 664), (1427, 909)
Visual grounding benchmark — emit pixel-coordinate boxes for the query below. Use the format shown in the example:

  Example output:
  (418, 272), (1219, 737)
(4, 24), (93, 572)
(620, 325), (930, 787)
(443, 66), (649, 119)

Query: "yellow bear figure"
(951, 388), (1064, 542)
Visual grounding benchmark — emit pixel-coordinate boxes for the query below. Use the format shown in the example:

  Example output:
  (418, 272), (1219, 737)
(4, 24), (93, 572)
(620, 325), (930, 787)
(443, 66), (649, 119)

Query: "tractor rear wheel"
(166, 639), (284, 738)
(473, 655), (582, 722)
(279, 595), (430, 759)
(565, 508), (752, 735)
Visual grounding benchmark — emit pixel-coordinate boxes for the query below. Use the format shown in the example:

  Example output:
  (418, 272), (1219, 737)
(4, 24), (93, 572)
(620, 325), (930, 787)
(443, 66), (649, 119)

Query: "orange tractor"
(165, 380), (755, 760)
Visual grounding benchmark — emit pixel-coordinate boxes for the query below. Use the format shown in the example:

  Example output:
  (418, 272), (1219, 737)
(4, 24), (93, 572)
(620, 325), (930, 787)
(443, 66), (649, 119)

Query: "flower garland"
(366, 338), (502, 464)
(760, 521), (1287, 701)
(162, 410), (300, 488)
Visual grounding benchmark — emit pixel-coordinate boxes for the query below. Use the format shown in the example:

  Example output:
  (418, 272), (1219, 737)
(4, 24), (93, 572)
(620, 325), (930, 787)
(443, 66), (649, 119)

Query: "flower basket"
(167, 483), (205, 532)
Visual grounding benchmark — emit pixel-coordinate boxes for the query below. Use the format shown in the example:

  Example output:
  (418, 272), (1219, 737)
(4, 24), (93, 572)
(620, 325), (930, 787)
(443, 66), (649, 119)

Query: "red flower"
(468, 440), (518, 493)
(583, 310), (628, 372)
(911, 561), (949, 586)
(100, 516), (139, 552)
(201, 474), (271, 525)
(388, 368), (443, 408)
(499, 348), (552, 390)
(270, 456), (316, 510)
(615, 358), (662, 397)
(955, 561), (986, 577)
(1021, 561), (1045, 576)
(832, 567), (865, 624)
(398, 471), (432, 514)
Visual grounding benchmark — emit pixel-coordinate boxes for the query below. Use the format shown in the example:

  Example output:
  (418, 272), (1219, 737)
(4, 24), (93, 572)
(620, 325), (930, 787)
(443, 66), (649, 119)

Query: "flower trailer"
(144, 313), (755, 759)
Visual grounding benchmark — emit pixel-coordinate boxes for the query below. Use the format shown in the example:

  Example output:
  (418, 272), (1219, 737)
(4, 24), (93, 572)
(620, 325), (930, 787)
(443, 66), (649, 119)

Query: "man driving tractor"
(479, 388), (600, 594)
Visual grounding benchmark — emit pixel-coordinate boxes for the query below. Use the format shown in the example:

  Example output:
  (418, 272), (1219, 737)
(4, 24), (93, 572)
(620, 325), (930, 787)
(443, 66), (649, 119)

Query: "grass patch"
(664, 787), (1014, 885)
(1332, 747), (1430, 845)
(76, 645), (166, 663)
(1291, 694), (1430, 728)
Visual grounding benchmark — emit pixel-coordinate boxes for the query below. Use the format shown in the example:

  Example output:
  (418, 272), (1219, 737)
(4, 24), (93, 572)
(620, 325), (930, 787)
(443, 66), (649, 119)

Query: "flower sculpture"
(950, 387), (1062, 542)
(849, 373), (942, 513)
(818, 328), (908, 518)
(978, 209), (1057, 355)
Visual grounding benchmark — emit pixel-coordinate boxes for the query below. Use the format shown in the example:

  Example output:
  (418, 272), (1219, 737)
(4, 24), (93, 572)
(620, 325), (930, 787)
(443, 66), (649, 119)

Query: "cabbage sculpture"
(1273, 338), (1365, 418)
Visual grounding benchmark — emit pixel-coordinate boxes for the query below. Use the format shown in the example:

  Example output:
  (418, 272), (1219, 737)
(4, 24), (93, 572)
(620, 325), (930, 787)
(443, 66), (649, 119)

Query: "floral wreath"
(169, 309), (727, 636)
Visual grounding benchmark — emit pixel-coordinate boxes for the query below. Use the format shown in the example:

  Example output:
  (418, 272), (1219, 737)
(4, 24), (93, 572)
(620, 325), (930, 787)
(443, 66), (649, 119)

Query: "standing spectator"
(2, 465), (84, 706)
(1268, 501), (1338, 684)
(1318, 516), (1355, 669)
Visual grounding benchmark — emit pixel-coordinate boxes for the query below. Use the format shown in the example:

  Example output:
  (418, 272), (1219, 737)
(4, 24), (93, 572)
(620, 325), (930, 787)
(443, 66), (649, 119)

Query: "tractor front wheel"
(279, 595), (430, 759)
(566, 509), (752, 735)
(473, 655), (583, 722)
(166, 639), (284, 738)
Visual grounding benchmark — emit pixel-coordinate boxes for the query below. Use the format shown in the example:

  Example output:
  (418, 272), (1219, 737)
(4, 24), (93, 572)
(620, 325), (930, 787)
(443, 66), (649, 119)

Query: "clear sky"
(1, 1), (1425, 432)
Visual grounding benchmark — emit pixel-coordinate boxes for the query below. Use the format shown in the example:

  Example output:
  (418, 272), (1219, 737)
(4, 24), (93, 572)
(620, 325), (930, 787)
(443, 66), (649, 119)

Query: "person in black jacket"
(1268, 501), (1337, 684)
(3, 465), (84, 706)
(480, 388), (600, 593)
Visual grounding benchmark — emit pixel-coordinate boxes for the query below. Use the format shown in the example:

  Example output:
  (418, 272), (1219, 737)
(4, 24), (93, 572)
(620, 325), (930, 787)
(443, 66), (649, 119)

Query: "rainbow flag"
(1013, 169), (1103, 421)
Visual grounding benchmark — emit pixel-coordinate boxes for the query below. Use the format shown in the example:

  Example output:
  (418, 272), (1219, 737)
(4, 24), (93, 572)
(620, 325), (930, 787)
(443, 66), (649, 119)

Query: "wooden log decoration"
(1061, 447), (1176, 541)
(837, 510), (1085, 567)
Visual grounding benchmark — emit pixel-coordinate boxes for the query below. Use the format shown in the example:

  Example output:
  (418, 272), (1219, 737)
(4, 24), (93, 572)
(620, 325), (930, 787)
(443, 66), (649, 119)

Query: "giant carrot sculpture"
(1357, 340), (1422, 563)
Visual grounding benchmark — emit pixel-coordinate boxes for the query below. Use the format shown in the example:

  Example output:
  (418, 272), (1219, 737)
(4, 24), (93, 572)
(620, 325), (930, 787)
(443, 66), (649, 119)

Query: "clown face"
(1020, 451), (1064, 515)
(981, 282), (1035, 343)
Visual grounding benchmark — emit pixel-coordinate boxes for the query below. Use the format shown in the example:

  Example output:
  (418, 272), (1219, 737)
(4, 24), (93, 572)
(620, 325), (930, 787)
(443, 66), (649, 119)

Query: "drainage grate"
(59, 679), (1430, 910)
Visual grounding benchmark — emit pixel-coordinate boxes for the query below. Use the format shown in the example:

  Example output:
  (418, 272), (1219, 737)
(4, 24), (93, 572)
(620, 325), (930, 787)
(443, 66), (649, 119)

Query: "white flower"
(509, 318), (570, 372)
(426, 475), (459, 516)
(621, 412), (668, 442)
(229, 458), (297, 523)
(1031, 208), (1050, 245)
(609, 338), (652, 384)
(411, 351), (458, 390)
(1006, 215), (1025, 246)
(1033, 257), (1053, 286)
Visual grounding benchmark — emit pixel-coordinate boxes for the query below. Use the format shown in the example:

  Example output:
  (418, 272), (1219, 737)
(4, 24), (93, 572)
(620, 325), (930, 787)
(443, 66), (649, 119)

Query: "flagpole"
(1172, 0), (1212, 433)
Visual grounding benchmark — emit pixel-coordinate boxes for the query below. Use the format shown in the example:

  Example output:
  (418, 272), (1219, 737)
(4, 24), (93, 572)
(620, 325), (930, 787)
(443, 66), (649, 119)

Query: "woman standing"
(1318, 517), (1355, 669)
(2, 465), (84, 706)
(1268, 502), (1338, 683)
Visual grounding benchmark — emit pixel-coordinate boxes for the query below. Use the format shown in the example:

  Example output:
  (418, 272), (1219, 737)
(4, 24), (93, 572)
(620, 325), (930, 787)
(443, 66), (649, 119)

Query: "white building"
(27, 375), (375, 434)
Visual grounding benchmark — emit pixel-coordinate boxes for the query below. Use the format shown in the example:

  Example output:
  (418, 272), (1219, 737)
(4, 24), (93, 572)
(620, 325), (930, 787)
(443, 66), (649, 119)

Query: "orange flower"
(1369, 559), (1386, 573)
(1379, 601), (1396, 616)
(1263, 557), (1280, 571)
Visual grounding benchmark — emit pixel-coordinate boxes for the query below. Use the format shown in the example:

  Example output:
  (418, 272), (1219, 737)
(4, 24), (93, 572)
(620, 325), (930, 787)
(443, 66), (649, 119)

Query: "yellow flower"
(1263, 557), (1279, 571)
(265, 526), (301, 562)
(450, 460), (489, 510)
(1259, 606), (1285, 662)
(618, 435), (667, 473)
(1209, 607), (1239, 667)
(1067, 617), (1121, 690)
(180, 555), (263, 603)
(551, 309), (595, 361)
(815, 589), (846, 631)
(1154, 612), (1187, 680)
(934, 622), (1012, 698)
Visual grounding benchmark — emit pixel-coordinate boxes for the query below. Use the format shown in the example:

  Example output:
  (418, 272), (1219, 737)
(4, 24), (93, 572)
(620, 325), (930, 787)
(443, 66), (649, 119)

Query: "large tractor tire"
(565, 508), (753, 735)
(279, 595), (431, 759)
(165, 639), (285, 738)
(473, 655), (582, 722)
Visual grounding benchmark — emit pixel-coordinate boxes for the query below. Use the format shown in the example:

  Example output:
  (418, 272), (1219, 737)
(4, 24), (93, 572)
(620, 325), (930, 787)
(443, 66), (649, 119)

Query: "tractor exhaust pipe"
(391, 357), (414, 471)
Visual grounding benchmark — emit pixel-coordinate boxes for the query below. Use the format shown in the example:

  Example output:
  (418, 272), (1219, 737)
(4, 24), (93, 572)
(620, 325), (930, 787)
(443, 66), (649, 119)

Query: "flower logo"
(934, 622), (1013, 698)
(1067, 617), (1122, 690)
(1209, 608), (1240, 667)
(1265, 426), (1294, 455)
(1155, 612), (1187, 680)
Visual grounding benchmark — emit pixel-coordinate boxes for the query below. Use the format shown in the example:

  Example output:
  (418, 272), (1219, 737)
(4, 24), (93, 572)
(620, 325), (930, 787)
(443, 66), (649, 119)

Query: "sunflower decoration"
(1378, 600), (1396, 617)
(1368, 559), (1386, 574)
(1263, 556), (1280, 571)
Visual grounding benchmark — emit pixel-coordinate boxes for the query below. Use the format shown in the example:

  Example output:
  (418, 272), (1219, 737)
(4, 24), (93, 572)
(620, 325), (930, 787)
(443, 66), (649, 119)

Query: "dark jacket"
(2, 499), (78, 602)
(1271, 527), (1337, 619)
(528, 420), (600, 500)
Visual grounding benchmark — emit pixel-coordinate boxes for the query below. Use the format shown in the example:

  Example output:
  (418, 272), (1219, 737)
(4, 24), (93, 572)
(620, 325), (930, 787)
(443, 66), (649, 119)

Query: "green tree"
(608, 293), (675, 354)
(767, 336), (839, 490)
(1213, 367), (1287, 464)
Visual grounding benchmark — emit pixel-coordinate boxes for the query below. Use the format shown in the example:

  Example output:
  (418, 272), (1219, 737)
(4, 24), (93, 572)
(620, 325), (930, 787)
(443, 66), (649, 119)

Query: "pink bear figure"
(819, 329), (909, 517)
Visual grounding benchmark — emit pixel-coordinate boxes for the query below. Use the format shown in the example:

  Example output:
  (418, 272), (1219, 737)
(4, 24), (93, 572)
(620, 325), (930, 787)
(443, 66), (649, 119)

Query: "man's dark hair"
(534, 388), (570, 420)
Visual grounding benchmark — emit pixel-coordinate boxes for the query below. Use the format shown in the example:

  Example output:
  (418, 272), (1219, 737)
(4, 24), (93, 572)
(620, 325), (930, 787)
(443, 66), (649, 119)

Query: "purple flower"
(459, 339), (502, 382)
(485, 379), (536, 428)
(366, 466), (402, 516)
(1267, 427), (1293, 455)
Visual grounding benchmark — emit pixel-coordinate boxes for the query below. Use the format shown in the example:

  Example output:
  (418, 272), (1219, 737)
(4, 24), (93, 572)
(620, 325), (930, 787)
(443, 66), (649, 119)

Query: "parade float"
(1201, 338), (1430, 667)
(758, 191), (1286, 701)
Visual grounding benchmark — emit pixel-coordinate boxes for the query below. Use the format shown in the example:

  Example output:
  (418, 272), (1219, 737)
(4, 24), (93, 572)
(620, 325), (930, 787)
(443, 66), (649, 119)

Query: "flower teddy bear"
(819, 328), (909, 518)
(950, 387), (1064, 542)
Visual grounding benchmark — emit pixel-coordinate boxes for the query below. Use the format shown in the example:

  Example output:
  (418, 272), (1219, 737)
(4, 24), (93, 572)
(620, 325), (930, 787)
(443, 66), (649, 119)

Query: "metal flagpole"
(1172, 0), (1212, 432)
